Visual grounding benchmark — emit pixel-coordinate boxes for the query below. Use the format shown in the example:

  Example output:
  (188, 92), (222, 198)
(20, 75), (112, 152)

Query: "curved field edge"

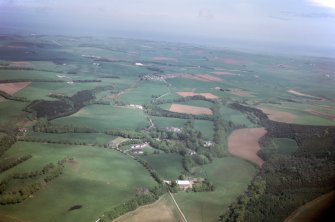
(284, 190), (335, 222)
(0, 142), (157, 222)
(228, 128), (266, 167)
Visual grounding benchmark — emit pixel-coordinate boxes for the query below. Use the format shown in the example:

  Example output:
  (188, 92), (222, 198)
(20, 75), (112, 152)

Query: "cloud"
(308, 0), (335, 9)
(198, 8), (214, 19)
(277, 10), (335, 19)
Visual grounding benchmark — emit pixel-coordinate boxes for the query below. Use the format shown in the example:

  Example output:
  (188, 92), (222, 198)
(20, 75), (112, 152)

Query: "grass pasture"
(0, 142), (157, 222)
(25, 132), (115, 145)
(119, 81), (170, 105)
(273, 138), (298, 155)
(52, 104), (148, 130)
(220, 105), (254, 127)
(16, 81), (114, 100)
(0, 70), (60, 81)
(141, 153), (184, 180)
(0, 100), (29, 128)
(174, 157), (257, 222)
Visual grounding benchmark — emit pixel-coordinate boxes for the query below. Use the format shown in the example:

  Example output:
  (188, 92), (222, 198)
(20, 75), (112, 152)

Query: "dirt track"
(228, 128), (267, 167)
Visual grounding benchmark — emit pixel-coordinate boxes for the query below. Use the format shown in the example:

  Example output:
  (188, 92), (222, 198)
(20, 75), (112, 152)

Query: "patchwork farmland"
(0, 35), (334, 222)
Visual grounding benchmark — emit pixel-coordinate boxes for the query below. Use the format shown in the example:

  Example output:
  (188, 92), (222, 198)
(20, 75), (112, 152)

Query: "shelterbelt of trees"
(220, 103), (335, 222)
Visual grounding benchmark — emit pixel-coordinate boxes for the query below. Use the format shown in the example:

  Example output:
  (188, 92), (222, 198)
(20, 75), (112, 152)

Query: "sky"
(0, 0), (334, 56)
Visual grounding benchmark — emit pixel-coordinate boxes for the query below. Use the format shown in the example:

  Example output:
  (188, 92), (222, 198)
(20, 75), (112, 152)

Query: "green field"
(141, 153), (184, 180)
(119, 81), (170, 105)
(0, 70), (60, 81)
(175, 157), (257, 222)
(220, 106), (255, 127)
(0, 100), (29, 127)
(16, 81), (114, 101)
(25, 131), (115, 145)
(273, 138), (299, 155)
(52, 104), (148, 130)
(0, 142), (157, 222)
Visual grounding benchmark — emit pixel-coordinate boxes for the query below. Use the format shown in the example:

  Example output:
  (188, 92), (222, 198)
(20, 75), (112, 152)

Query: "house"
(176, 180), (192, 190)
(186, 148), (196, 155)
(130, 142), (148, 149)
(203, 141), (214, 147)
(128, 104), (143, 110)
(165, 127), (182, 133)
(132, 148), (144, 155)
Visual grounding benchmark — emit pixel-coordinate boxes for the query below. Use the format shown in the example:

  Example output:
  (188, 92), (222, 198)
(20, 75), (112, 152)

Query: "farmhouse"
(163, 180), (193, 190)
(176, 180), (192, 190)
(186, 148), (196, 155)
(128, 104), (143, 110)
(203, 141), (214, 147)
(130, 142), (148, 149)
(165, 127), (182, 133)
(132, 148), (144, 155)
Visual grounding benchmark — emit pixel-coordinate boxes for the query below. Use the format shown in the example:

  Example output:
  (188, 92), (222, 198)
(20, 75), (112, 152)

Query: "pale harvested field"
(305, 109), (335, 121)
(288, 89), (323, 100)
(170, 104), (213, 115)
(259, 107), (296, 123)
(228, 128), (267, 167)
(228, 88), (254, 97)
(114, 195), (184, 222)
(223, 58), (243, 65)
(0, 82), (31, 95)
(197, 74), (223, 82)
(320, 105), (335, 111)
(211, 71), (239, 76)
(182, 74), (223, 82)
(177, 92), (219, 99)
(10, 61), (32, 67)
(152, 56), (176, 61)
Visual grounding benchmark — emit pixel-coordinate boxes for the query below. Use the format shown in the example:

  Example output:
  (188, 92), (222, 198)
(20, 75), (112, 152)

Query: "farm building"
(176, 180), (192, 190)
(203, 141), (214, 147)
(130, 142), (148, 149)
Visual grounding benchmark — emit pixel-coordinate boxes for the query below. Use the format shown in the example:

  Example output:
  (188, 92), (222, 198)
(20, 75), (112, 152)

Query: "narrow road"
(169, 191), (188, 222)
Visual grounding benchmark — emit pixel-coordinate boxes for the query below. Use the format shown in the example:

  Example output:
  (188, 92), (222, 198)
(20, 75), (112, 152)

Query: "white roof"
(176, 180), (190, 185)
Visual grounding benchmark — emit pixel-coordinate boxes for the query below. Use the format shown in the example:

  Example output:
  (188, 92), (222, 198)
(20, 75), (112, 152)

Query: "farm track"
(169, 191), (188, 222)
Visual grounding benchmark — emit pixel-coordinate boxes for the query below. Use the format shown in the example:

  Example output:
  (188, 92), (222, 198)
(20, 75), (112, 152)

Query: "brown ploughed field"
(169, 104), (213, 115)
(228, 128), (267, 167)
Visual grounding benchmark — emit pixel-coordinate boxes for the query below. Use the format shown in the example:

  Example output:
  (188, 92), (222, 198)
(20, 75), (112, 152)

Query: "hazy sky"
(0, 0), (334, 55)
